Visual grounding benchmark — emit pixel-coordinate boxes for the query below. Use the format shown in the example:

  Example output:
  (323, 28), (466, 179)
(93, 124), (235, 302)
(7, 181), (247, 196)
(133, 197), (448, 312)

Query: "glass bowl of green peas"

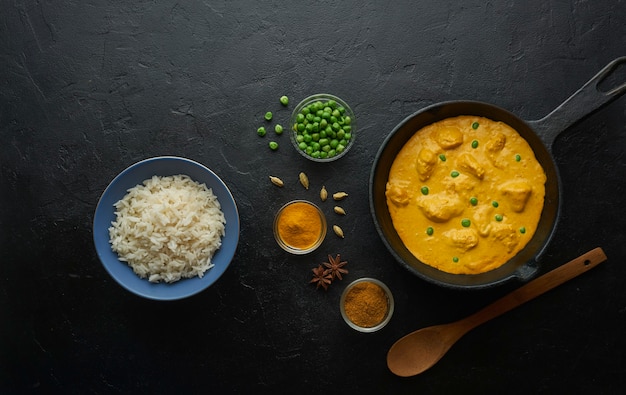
(289, 94), (355, 162)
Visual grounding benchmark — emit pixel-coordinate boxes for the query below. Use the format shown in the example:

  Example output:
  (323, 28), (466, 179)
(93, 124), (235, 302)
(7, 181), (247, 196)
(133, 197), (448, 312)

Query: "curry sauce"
(385, 116), (546, 274)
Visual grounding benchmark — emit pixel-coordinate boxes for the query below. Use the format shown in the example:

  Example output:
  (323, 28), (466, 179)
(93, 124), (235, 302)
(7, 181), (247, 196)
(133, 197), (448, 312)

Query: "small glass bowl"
(289, 93), (356, 162)
(273, 200), (327, 255)
(340, 277), (394, 333)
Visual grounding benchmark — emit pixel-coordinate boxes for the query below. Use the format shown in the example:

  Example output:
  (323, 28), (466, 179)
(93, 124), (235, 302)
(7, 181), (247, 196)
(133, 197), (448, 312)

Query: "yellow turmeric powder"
(276, 201), (324, 251)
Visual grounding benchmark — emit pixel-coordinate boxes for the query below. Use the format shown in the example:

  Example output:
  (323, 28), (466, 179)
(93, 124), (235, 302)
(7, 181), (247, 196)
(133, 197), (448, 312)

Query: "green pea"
(453, 257), (459, 263)
(515, 154), (521, 162)
(470, 197), (478, 206)
(257, 126), (266, 137)
(471, 140), (479, 149)
(495, 214), (503, 222)
(280, 96), (289, 106)
(298, 142), (307, 150)
(451, 170), (460, 178)
(492, 201), (499, 208)
(426, 227), (434, 236)
(461, 218), (471, 227)
(269, 141), (278, 150)
(265, 111), (273, 121)
(519, 227), (526, 234)
(472, 122), (479, 129)
(421, 186), (429, 195)
(439, 154), (447, 162)
(274, 124), (283, 135)
(292, 98), (354, 159)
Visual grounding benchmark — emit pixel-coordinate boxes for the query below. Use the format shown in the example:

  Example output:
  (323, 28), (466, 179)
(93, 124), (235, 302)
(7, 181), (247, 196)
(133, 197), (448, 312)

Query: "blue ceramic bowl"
(93, 156), (240, 300)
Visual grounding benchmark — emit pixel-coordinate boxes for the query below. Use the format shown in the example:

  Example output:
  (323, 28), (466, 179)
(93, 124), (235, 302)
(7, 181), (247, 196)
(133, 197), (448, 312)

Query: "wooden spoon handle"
(460, 247), (607, 331)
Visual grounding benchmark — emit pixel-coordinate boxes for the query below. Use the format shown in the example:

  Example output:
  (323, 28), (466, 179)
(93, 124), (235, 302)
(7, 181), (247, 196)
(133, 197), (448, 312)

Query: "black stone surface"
(2, 1), (625, 393)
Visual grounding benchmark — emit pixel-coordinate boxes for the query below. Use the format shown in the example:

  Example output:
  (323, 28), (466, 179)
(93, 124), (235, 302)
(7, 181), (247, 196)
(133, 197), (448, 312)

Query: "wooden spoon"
(387, 247), (607, 377)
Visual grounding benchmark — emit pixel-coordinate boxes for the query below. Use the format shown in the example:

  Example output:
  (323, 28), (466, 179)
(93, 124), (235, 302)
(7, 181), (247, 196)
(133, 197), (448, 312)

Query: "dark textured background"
(1, 0), (625, 393)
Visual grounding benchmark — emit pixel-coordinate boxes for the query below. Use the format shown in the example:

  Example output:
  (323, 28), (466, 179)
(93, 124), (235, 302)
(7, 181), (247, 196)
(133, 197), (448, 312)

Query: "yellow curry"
(385, 116), (546, 274)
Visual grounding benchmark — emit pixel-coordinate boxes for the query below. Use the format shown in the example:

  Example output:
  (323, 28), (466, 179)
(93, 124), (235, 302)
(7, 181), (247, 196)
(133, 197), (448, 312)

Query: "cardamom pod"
(320, 185), (328, 202)
(334, 206), (346, 215)
(333, 225), (345, 239)
(269, 176), (284, 187)
(333, 191), (348, 200)
(299, 172), (309, 190)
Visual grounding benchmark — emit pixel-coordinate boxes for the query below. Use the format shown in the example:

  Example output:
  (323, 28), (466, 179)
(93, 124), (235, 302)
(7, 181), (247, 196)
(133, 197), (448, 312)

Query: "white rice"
(108, 174), (226, 283)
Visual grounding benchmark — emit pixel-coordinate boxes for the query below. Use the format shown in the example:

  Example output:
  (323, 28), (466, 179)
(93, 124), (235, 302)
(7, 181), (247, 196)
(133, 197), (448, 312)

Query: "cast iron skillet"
(370, 57), (626, 290)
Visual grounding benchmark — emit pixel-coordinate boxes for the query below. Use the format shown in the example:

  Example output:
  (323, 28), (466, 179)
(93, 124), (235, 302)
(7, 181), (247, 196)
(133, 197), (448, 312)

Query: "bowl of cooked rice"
(93, 156), (240, 300)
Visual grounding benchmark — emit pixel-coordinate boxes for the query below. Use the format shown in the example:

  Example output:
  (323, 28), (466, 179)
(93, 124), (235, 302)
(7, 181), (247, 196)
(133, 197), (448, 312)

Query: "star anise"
(323, 254), (348, 280)
(310, 264), (332, 290)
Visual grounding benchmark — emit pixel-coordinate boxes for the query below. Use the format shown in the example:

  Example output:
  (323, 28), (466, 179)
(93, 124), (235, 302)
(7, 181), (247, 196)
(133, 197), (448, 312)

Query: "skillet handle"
(527, 56), (626, 150)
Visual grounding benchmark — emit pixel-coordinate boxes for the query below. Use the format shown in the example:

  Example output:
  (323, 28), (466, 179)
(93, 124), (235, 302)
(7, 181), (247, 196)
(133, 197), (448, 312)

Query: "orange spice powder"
(277, 201), (323, 250)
